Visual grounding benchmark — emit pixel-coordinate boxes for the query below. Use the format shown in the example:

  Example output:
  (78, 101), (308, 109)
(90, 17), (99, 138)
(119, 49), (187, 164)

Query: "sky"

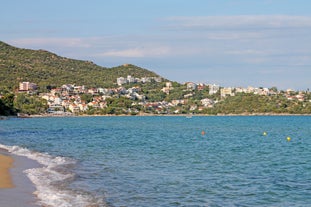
(1, 0), (311, 90)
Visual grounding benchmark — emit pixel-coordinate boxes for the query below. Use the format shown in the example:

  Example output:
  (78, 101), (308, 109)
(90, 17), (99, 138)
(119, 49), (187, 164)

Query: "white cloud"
(10, 38), (92, 49)
(100, 48), (145, 58)
(226, 49), (269, 56)
(164, 15), (311, 31)
(97, 46), (171, 58)
(204, 31), (265, 40)
(8, 37), (172, 58)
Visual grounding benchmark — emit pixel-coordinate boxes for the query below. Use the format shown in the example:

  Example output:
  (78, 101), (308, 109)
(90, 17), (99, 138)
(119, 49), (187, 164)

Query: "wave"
(0, 144), (106, 207)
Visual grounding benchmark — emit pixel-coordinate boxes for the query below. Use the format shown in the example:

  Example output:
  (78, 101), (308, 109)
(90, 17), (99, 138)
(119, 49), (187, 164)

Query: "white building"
(220, 87), (234, 97)
(117, 77), (127, 86)
(186, 82), (197, 90)
(201, 98), (214, 107)
(127, 75), (135, 83)
(19, 82), (37, 91)
(161, 82), (174, 94)
(208, 84), (220, 95)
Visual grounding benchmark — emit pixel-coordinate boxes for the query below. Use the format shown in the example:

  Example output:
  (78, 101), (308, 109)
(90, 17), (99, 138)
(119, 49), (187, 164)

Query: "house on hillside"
(220, 87), (234, 97)
(186, 82), (197, 91)
(197, 83), (206, 91)
(117, 77), (127, 86)
(161, 82), (174, 94)
(201, 98), (214, 108)
(19, 82), (37, 92)
(78, 103), (88, 112)
(69, 103), (80, 113)
(208, 84), (220, 95)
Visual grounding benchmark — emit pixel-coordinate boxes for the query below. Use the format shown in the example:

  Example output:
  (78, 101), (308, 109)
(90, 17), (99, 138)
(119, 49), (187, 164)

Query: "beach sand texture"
(0, 154), (14, 188)
(0, 150), (41, 207)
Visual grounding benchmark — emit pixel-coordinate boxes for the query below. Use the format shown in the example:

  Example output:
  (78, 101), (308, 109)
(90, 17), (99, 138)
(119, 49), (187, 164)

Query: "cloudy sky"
(1, 0), (311, 90)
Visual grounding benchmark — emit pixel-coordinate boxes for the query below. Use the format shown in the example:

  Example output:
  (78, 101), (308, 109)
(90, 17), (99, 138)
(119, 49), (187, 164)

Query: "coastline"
(25, 112), (311, 118)
(1, 111), (310, 119)
(0, 149), (41, 207)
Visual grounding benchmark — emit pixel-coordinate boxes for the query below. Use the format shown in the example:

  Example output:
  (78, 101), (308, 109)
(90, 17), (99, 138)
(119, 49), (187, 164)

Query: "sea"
(0, 116), (311, 207)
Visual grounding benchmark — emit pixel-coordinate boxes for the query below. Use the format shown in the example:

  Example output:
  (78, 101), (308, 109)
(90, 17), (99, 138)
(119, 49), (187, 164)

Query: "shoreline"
(0, 149), (41, 207)
(2, 111), (311, 119)
(24, 112), (311, 118)
(0, 145), (105, 207)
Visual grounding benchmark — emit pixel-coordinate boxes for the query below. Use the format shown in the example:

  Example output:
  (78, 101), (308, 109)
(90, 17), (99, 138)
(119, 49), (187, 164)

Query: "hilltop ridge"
(0, 41), (163, 90)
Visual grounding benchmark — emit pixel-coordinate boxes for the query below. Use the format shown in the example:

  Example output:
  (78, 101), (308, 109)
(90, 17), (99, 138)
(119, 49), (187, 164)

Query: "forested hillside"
(1, 41), (310, 116)
(207, 93), (311, 115)
(0, 41), (162, 90)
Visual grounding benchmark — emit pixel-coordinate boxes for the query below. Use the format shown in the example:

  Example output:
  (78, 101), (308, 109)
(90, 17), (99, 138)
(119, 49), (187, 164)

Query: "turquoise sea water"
(0, 116), (311, 206)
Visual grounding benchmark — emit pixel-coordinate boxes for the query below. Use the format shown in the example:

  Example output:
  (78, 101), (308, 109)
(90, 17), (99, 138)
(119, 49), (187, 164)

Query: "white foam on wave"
(0, 144), (105, 207)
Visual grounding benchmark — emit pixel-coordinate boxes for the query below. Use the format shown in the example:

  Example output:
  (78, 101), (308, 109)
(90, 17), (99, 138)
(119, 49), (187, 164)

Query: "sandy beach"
(0, 153), (14, 188)
(0, 149), (41, 207)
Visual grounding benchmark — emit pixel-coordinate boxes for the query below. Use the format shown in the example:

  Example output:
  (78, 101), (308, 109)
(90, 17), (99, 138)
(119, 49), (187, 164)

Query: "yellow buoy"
(263, 132), (267, 136)
(287, 137), (291, 142)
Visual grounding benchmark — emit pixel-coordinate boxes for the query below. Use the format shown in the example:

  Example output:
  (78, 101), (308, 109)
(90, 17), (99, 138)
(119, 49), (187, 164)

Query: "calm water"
(0, 116), (311, 207)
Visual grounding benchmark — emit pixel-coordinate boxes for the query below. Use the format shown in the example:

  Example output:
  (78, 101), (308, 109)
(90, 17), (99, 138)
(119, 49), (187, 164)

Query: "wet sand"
(0, 149), (41, 207)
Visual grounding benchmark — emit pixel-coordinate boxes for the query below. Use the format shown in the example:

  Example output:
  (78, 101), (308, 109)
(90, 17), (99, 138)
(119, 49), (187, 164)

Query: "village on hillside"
(12, 74), (311, 116)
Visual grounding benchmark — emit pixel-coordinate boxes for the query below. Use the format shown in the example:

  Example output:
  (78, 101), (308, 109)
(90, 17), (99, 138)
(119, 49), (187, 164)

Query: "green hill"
(0, 41), (163, 91)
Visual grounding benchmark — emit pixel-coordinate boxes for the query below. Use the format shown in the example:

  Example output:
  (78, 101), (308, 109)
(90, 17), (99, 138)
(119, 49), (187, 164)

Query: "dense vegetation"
(0, 41), (162, 91)
(204, 93), (311, 115)
(0, 93), (47, 115)
(0, 93), (16, 115)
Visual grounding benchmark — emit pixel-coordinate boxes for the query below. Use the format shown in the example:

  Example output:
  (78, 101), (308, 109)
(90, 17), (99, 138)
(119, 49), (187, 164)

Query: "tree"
(270, 86), (278, 93)
(80, 94), (93, 103)
(0, 93), (16, 115)
(14, 93), (48, 114)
